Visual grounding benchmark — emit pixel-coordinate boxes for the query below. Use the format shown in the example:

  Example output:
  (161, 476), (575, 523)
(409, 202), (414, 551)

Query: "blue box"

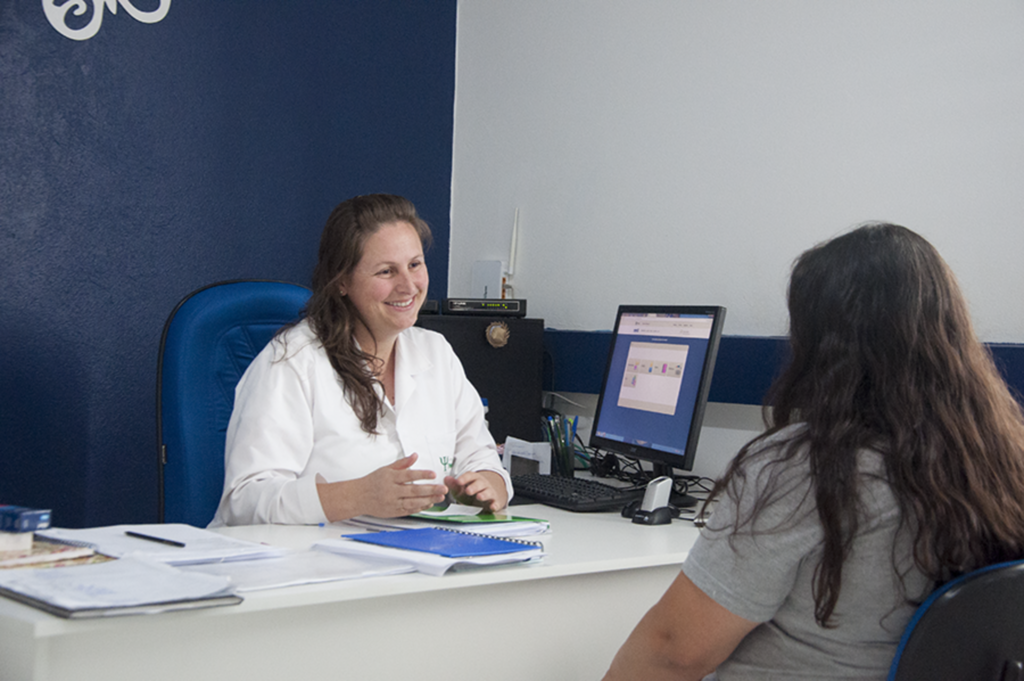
(0, 505), (52, 532)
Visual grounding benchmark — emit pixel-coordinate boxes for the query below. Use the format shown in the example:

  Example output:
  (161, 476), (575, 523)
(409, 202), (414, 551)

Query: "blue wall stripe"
(544, 330), (1024, 407)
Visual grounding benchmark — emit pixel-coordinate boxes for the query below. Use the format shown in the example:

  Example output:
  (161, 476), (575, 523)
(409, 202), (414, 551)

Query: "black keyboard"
(511, 473), (644, 512)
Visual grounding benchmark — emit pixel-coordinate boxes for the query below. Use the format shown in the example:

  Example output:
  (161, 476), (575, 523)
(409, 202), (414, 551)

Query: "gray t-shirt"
(683, 435), (931, 680)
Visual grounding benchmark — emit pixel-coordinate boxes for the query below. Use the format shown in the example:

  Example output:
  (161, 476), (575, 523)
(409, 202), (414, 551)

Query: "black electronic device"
(443, 298), (526, 317)
(627, 476), (678, 525)
(510, 473), (644, 512)
(589, 304), (726, 506)
(415, 316), (543, 443)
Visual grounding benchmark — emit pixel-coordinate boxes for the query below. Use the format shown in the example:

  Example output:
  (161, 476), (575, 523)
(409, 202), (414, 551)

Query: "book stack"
(0, 540), (96, 569)
(0, 504), (55, 557)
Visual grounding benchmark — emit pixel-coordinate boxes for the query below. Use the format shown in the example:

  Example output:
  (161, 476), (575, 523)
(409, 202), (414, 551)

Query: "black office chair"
(887, 559), (1024, 681)
(156, 280), (311, 526)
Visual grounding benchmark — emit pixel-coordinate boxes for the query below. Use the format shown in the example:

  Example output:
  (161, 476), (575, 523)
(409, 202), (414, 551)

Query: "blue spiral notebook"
(341, 527), (540, 558)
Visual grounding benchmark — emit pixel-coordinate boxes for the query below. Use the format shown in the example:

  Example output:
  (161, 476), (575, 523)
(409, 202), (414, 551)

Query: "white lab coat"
(209, 321), (511, 526)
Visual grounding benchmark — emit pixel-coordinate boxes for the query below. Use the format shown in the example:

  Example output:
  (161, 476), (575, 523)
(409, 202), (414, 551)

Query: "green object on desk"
(410, 511), (546, 524)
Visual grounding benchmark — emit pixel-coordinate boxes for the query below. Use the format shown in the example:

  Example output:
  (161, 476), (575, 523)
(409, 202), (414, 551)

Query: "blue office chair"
(156, 280), (311, 526)
(888, 559), (1024, 681)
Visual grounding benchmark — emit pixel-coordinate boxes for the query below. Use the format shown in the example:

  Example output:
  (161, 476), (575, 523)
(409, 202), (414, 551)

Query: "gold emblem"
(485, 321), (510, 348)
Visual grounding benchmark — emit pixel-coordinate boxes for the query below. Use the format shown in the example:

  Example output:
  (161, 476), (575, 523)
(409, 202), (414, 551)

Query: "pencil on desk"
(124, 530), (186, 548)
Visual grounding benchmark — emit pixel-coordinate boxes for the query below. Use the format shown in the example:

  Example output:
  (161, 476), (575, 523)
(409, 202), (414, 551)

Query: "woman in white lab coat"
(210, 194), (511, 526)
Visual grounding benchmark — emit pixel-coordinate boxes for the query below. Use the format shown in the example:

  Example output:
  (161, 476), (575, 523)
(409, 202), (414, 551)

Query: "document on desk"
(181, 549), (416, 592)
(35, 524), (284, 565)
(0, 556), (242, 618)
(315, 527), (545, 577)
(345, 504), (550, 538)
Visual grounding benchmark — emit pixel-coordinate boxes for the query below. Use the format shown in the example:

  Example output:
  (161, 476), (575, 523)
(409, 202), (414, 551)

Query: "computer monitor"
(589, 305), (726, 501)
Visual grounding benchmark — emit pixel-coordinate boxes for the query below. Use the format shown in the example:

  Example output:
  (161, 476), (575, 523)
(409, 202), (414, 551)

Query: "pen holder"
(547, 440), (568, 477)
(550, 433), (574, 477)
(543, 414), (576, 477)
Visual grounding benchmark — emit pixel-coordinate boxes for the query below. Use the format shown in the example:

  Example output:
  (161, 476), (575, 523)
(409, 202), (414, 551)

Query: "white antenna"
(502, 208), (519, 299)
(507, 207), (519, 277)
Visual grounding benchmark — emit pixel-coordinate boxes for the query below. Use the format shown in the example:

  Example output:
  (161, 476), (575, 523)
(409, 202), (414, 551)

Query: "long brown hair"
(710, 223), (1024, 626)
(300, 193), (431, 434)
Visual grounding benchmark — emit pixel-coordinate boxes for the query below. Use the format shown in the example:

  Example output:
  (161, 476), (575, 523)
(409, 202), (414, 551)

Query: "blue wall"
(0, 1), (458, 527)
(543, 332), (790, 404)
(544, 331), (1024, 409)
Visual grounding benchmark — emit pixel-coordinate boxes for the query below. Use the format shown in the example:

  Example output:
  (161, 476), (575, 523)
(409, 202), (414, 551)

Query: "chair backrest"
(156, 280), (311, 526)
(888, 559), (1024, 681)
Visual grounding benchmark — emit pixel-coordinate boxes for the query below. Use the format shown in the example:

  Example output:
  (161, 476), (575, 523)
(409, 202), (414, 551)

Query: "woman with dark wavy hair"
(604, 223), (1024, 680)
(211, 194), (510, 526)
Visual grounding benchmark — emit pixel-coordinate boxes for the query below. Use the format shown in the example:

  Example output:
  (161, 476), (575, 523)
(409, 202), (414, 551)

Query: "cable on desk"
(567, 444), (720, 527)
(587, 451), (718, 497)
(537, 410), (721, 517)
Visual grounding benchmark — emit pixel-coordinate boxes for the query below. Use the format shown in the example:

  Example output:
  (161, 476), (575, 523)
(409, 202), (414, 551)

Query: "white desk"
(0, 505), (699, 681)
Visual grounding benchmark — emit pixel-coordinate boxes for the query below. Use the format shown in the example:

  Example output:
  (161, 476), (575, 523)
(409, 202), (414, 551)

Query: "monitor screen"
(589, 305), (726, 476)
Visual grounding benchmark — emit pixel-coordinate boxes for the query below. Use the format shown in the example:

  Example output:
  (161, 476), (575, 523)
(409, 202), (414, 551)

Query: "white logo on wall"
(44, 0), (171, 41)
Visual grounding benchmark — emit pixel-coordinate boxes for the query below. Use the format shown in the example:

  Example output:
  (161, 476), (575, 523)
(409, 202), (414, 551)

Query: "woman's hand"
(444, 470), (509, 512)
(318, 453), (447, 521)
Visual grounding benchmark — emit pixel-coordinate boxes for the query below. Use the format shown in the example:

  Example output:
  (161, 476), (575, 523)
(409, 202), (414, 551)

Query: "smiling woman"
(341, 221), (430, 373)
(208, 194), (512, 527)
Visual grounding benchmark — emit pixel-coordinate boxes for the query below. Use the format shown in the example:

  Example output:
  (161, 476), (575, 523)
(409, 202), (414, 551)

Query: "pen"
(125, 530), (186, 547)
(546, 416), (563, 475)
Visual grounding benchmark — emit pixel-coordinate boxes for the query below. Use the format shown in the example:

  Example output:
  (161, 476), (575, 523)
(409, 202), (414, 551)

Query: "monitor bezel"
(588, 304), (726, 475)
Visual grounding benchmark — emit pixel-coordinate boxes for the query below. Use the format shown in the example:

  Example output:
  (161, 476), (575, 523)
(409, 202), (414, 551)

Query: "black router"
(443, 298), (527, 317)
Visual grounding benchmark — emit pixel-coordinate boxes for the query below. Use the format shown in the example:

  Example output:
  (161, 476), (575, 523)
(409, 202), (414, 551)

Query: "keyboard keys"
(511, 474), (643, 512)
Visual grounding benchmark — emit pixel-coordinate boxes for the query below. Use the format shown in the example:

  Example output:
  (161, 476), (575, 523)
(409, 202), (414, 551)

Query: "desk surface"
(0, 505), (700, 681)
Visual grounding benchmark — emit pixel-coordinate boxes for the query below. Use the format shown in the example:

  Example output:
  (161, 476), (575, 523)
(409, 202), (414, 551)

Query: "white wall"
(450, 0), (1024, 340)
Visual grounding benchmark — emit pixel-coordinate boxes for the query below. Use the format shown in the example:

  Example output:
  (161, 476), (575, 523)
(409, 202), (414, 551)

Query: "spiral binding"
(433, 526), (543, 548)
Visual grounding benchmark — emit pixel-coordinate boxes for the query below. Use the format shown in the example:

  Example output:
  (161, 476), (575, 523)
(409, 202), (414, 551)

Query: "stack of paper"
(0, 540), (95, 569)
(36, 524), (284, 565)
(0, 557), (241, 618)
(182, 549), (416, 592)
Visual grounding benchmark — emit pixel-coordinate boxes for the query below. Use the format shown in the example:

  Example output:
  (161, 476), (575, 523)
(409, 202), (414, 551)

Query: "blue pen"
(563, 417), (572, 472)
